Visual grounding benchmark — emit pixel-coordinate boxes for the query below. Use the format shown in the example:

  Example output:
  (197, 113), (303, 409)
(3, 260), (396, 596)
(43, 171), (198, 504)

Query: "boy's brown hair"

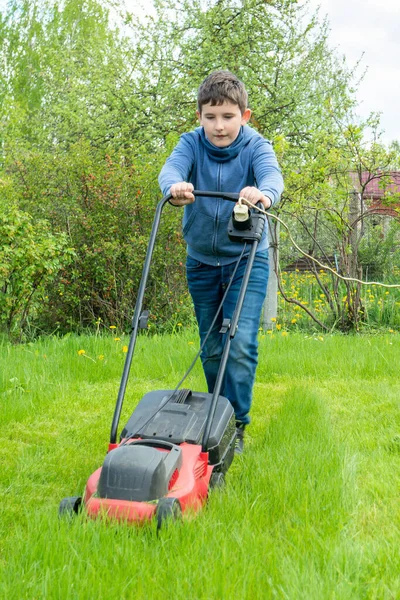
(197, 71), (248, 115)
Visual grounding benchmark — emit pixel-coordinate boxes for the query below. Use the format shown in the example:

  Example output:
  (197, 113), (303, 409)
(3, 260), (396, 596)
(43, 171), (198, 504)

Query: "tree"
(1, 0), (397, 334)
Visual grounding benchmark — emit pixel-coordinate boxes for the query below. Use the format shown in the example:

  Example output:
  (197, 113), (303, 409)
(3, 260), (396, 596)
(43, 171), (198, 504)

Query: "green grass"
(1, 331), (400, 599)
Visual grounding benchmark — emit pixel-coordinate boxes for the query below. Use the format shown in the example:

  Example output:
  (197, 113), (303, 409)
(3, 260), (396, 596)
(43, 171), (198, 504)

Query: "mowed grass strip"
(0, 332), (399, 599)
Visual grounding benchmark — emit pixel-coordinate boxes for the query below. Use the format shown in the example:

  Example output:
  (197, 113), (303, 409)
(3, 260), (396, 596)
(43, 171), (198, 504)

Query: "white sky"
(128, 0), (400, 146)
(305, 0), (400, 145)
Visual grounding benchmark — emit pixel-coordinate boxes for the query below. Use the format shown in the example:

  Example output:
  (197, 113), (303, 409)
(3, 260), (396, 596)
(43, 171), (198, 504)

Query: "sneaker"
(235, 422), (246, 455)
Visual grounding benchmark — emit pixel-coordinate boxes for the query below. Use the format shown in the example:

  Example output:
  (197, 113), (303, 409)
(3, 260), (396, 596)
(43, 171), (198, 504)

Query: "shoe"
(235, 422), (245, 455)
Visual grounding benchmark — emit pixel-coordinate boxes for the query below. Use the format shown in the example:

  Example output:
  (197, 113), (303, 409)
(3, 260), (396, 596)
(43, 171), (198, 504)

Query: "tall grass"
(1, 331), (400, 598)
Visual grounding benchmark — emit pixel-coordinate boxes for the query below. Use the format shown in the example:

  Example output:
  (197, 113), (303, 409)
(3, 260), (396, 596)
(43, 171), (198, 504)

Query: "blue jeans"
(186, 252), (269, 425)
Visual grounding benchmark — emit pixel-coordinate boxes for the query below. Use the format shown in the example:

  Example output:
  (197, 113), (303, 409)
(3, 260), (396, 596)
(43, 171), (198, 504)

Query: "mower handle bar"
(109, 190), (241, 446)
(179, 190), (240, 202)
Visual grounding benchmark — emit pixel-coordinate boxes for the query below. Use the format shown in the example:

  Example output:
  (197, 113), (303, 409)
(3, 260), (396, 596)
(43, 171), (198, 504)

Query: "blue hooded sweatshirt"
(158, 125), (284, 266)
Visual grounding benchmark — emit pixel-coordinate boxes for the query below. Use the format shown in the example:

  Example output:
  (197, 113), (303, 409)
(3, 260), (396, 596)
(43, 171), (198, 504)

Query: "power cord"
(121, 243), (248, 443)
(239, 198), (400, 289)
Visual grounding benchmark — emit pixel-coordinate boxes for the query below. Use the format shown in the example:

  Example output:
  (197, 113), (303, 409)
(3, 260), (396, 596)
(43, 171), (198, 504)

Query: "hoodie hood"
(197, 125), (259, 163)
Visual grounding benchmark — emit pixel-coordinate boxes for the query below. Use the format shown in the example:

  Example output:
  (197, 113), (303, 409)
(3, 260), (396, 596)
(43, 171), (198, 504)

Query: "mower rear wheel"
(59, 496), (82, 519)
(155, 497), (182, 530)
(209, 471), (225, 490)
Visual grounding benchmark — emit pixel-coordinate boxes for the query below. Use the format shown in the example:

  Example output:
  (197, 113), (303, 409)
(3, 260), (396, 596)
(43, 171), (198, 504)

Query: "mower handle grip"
(165, 190), (240, 204)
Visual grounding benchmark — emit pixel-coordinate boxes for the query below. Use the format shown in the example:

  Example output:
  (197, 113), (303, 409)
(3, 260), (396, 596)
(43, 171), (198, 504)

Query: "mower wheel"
(209, 471), (225, 490)
(155, 497), (182, 530)
(59, 496), (82, 519)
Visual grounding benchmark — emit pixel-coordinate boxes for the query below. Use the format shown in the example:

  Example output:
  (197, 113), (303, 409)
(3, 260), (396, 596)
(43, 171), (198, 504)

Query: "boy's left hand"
(239, 187), (272, 209)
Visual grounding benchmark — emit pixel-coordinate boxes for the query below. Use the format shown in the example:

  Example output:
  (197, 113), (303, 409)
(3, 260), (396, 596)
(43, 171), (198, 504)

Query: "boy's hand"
(239, 187), (272, 210)
(170, 182), (195, 206)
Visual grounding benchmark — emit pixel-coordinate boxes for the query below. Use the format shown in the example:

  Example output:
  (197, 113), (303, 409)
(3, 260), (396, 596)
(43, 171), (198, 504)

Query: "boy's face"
(197, 101), (251, 147)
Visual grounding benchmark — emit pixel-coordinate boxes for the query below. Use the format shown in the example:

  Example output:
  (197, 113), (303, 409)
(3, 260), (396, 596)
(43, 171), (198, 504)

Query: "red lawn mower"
(59, 191), (266, 528)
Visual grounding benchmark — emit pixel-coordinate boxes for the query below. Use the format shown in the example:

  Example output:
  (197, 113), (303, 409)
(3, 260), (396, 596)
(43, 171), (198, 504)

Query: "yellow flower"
(109, 325), (117, 330)
(291, 319), (297, 324)
(122, 345), (128, 353)
(114, 337), (121, 342)
(177, 323), (182, 327)
(389, 329), (394, 333)
(78, 349), (86, 355)
(276, 324), (282, 330)
(270, 317), (277, 322)
(98, 354), (105, 361)
(318, 336), (324, 342)
(281, 331), (288, 336)
(267, 330), (273, 335)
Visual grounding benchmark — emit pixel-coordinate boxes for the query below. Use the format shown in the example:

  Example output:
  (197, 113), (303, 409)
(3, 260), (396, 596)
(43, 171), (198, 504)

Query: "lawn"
(0, 331), (399, 599)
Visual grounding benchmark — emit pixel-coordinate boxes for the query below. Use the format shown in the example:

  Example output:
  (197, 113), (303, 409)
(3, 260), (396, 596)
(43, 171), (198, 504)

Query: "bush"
(0, 201), (75, 339)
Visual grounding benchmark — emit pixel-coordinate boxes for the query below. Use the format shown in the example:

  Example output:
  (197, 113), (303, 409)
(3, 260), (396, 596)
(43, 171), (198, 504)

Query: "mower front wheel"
(59, 496), (82, 519)
(209, 471), (225, 490)
(155, 497), (182, 530)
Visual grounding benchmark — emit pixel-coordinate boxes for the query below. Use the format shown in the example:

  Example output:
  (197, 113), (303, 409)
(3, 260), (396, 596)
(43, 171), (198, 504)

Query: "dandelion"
(98, 354), (105, 360)
(122, 345), (128, 353)
(114, 337), (121, 342)
(267, 330), (273, 335)
(109, 325), (117, 330)
(281, 331), (288, 336)
(318, 336), (324, 342)
(270, 317), (277, 322)
(276, 324), (282, 330)
(291, 319), (297, 324)
(78, 349), (86, 355)
(389, 329), (394, 333)
(177, 323), (182, 327)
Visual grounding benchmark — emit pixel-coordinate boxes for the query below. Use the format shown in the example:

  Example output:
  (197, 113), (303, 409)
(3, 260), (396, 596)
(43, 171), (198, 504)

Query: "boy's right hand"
(170, 182), (195, 205)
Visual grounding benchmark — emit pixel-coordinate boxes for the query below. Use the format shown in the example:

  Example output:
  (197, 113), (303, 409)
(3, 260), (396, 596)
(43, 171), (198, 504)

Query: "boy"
(158, 71), (284, 453)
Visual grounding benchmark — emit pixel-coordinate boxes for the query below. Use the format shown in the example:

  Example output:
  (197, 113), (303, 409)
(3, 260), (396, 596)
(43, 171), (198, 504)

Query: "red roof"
(349, 172), (400, 217)
(350, 171), (400, 199)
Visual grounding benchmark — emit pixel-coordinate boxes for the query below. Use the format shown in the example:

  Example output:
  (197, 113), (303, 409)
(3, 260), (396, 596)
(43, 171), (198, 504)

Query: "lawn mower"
(59, 191), (266, 528)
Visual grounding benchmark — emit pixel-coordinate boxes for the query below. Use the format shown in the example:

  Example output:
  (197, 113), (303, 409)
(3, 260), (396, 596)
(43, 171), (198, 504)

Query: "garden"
(1, 0), (400, 597)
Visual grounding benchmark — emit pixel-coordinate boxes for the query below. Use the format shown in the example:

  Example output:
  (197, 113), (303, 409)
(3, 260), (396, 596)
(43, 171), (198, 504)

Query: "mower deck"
(84, 442), (211, 523)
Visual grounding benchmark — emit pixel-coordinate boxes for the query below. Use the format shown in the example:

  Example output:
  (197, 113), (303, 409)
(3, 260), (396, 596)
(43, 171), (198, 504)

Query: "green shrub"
(0, 202), (74, 339)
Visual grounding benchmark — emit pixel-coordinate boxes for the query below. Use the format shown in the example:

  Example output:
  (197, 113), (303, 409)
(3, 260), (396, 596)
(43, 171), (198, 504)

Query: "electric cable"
(121, 243), (248, 444)
(239, 198), (400, 289)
